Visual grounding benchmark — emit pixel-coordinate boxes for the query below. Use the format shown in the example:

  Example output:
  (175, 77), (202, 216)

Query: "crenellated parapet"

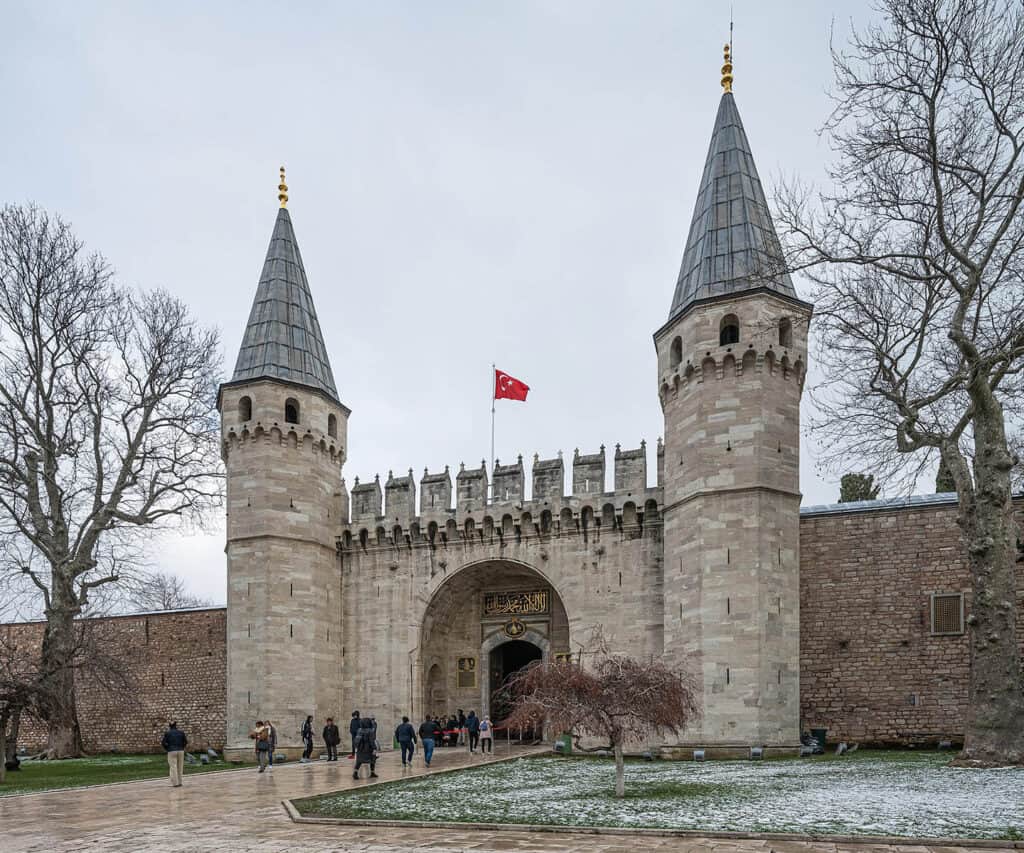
(658, 344), (806, 410)
(337, 443), (661, 551)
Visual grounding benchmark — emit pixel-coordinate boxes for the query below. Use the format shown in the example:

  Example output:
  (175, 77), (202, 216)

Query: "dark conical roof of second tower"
(668, 92), (796, 320)
(231, 207), (339, 399)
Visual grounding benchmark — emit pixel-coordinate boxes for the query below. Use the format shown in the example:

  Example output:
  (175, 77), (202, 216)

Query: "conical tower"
(655, 48), (812, 755)
(219, 169), (349, 759)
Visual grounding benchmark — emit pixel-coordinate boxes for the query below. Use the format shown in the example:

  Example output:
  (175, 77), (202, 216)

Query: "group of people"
(160, 707), (496, 787)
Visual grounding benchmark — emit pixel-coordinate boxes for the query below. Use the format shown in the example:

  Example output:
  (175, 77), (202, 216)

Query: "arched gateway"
(419, 560), (569, 721)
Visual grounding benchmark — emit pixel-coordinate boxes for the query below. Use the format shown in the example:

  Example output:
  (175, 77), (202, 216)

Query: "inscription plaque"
(483, 589), (549, 617)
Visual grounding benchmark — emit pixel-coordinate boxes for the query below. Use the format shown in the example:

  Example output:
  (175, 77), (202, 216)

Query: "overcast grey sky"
(4, 1), (874, 605)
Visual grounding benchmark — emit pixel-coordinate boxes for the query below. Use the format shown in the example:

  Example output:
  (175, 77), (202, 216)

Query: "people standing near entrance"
(301, 715), (314, 762)
(479, 716), (493, 753)
(352, 717), (378, 779)
(419, 716), (441, 767)
(457, 709), (467, 745)
(161, 721), (188, 787)
(348, 710), (361, 759)
(265, 719), (277, 770)
(323, 717), (340, 761)
(466, 710), (480, 753)
(395, 716), (417, 766)
(250, 720), (271, 772)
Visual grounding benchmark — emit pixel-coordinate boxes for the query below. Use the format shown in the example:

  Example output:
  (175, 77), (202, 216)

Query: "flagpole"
(490, 362), (495, 505)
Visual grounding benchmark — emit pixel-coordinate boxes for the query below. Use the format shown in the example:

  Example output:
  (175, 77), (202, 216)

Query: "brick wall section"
(799, 501), (1024, 746)
(3, 608), (226, 754)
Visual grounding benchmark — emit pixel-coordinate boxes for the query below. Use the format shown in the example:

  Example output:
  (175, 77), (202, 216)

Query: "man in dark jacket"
(418, 716), (441, 767)
(466, 710), (480, 753)
(348, 710), (361, 759)
(323, 717), (340, 761)
(395, 716), (417, 766)
(301, 715), (314, 762)
(161, 721), (188, 787)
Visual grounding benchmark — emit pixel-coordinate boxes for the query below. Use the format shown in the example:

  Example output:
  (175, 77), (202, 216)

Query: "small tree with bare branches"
(505, 649), (699, 798)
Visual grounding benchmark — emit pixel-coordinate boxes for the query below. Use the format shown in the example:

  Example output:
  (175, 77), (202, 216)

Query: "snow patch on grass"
(297, 751), (1024, 840)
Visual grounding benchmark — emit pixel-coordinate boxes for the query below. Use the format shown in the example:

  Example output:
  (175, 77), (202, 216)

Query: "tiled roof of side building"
(230, 207), (339, 400)
(668, 92), (798, 321)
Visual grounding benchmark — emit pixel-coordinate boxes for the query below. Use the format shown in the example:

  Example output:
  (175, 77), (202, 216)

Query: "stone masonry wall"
(4, 608), (226, 754)
(799, 499), (1024, 746)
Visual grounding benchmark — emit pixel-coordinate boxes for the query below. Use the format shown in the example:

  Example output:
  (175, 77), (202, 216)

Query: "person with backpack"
(395, 716), (417, 766)
(160, 721), (188, 787)
(466, 709), (480, 753)
(301, 715), (314, 762)
(348, 710), (361, 759)
(479, 716), (494, 753)
(322, 717), (340, 761)
(352, 717), (378, 779)
(250, 720), (272, 772)
(418, 715), (441, 767)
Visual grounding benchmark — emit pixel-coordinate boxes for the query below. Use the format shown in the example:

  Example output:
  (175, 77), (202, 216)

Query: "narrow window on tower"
(290, 583), (293, 597)
(289, 624), (294, 638)
(726, 667), (731, 685)
(719, 314), (740, 346)
(727, 597), (731, 615)
(727, 547), (730, 565)
(285, 398), (300, 424)
(247, 623), (251, 638)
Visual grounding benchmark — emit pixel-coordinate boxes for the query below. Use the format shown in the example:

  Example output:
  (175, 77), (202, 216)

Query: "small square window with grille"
(930, 593), (964, 635)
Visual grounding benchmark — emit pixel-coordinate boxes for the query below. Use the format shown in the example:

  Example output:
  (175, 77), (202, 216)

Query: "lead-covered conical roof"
(668, 92), (796, 320)
(230, 207), (339, 399)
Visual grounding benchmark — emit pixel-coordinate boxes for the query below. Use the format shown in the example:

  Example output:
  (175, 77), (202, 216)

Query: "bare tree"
(127, 571), (213, 612)
(0, 204), (222, 757)
(775, 0), (1024, 765)
(504, 647), (699, 798)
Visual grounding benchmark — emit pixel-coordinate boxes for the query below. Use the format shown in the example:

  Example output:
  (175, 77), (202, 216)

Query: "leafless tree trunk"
(0, 204), (222, 757)
(776, 0), (1024, 765)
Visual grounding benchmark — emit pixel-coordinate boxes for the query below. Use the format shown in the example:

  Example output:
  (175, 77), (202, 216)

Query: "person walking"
(457, 709), (467, 746)
(323, 717), (340, 761)
(348, 710), (361, 759)
(352, 717), (378, 779)
(466, 710), (480, 753)
(161, 721), (188, 787)
(395, 716), (417, 766)
(265, 719), (277, 770)
(250, 720), (272, 772)
(418, 715), (440, 767)
(301, 715), (314, 762)
(479, 716), (493, 753)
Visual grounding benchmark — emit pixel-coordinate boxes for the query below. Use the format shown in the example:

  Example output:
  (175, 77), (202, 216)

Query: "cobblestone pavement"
(0, 745), (1014, 852)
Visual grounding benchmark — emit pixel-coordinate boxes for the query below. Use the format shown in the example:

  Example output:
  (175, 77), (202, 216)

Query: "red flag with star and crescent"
(494, 368), (530, 402)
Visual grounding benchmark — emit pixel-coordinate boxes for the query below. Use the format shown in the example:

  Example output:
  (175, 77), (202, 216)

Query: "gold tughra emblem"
(484, 590), (549, 617)
(503, 618), (527, 638)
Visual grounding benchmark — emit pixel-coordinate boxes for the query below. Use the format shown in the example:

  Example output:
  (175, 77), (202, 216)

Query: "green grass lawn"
(0, 753), (246, 796)
(294, 751), (1024, 840)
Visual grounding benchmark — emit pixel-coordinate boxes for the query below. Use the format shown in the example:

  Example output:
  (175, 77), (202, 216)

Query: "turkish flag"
(495, 369), (530, 402)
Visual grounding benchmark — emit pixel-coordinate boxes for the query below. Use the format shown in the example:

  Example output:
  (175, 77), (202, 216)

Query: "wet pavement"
(0, 743), (1014, 852)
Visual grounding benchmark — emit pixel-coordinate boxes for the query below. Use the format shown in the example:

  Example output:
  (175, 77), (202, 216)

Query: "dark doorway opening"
(489, 640), (542, 732)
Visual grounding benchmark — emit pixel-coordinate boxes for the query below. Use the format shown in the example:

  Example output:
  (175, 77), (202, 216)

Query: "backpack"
(481, 720), (489, 732)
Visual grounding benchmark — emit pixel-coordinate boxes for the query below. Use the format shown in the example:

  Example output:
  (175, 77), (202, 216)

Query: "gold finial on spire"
(721, 43), (733, 93)
(278, 165), (289, 208)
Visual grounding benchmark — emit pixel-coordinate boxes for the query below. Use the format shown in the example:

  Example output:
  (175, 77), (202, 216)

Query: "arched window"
(719, 314), (740, 346)
(238, 396), (252, 421)
(670, 336), (683, 369)
(285, 398), (300, 424)
(779, 317), (793, 349)
(327, 413), (337, 438)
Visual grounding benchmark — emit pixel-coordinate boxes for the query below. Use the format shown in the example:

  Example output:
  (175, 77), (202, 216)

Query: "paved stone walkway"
(0, 745), (1014, 852)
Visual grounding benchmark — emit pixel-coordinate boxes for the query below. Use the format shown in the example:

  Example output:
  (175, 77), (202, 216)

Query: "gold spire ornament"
(721, 43), (733, 93)
(278, 166), (288, 208)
